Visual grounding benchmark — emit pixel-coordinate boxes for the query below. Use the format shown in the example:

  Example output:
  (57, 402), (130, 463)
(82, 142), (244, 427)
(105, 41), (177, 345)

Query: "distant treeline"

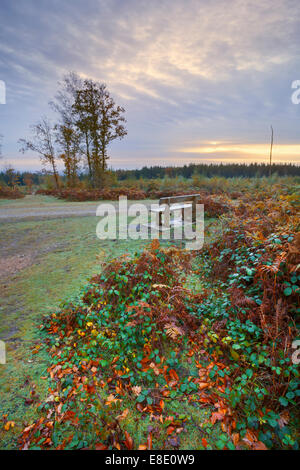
(1, 162), (299, 187)
(116, 163), (300, 180)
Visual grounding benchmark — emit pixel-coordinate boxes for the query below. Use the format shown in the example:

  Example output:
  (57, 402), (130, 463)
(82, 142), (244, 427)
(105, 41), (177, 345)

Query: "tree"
(50, 72), (92, 183)
(55, 124), (81, 187)
(73, 79), (127, 187)
(3, 165), (20, 188)
(19, 117), (60, 189)
(23, 173), (34, 191)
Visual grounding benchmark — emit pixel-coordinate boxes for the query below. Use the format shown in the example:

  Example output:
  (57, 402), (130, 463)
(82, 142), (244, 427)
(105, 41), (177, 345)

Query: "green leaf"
(279, 397), (288, 407)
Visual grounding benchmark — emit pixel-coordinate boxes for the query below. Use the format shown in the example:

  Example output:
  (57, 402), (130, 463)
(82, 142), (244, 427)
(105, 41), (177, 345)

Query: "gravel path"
(0, 206), (98, 220)
(0, 199), (154, 222)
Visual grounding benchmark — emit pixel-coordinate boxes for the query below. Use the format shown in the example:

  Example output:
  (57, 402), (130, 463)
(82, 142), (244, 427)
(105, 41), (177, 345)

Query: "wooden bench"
(145, 193), (201, 231)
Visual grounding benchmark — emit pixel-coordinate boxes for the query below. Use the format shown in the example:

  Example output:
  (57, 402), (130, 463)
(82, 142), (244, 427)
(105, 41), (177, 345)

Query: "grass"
(0, 211), (150, 448)
(0, 195), (217, 449)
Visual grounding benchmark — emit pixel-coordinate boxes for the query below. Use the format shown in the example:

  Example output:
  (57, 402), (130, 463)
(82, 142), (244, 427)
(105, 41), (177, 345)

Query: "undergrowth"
(4, 191), (299, 450)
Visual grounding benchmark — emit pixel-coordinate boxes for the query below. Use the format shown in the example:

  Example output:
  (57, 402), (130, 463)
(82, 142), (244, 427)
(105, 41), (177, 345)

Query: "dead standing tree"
(269, 125), (274, 177)
(19, 117), (60, 189)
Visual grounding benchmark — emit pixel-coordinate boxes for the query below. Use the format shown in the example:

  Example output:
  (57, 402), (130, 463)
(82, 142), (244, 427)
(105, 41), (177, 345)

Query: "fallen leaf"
(198, 382), (209, 390)
(210, 412), (224, 424)
(278, 411), (290, 429)
(95, 443), (108, 450)
(132, 386), (142, 396)
(116, 408), (129, 421)
(124, 431), (134, 450)
(201, 438), (208, 448)
(147, 432), (153, 450)
(4, 421), (15, 431)
(232, 433), (240, 446)
(253, 441), (267, 450)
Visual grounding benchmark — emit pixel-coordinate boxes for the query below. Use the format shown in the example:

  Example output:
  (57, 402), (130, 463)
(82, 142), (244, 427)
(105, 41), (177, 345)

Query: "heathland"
(0, 174), (299, 450)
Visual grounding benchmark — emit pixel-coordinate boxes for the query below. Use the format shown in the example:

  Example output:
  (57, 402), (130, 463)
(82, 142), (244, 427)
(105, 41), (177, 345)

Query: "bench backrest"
(159, 194), (201, 205)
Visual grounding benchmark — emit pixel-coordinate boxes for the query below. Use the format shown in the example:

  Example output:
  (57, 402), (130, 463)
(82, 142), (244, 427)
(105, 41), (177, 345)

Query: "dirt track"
(0, 196), (154, 222)
(0, 205), (98, 220)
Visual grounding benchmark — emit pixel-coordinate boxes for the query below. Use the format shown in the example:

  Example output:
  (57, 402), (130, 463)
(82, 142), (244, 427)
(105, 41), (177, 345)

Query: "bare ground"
(0, 195), (154, 222)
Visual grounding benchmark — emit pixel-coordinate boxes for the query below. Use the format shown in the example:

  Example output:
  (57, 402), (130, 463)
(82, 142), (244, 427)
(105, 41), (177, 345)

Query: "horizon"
(1, 0), (300, 171)
(1, 160), (299, 177)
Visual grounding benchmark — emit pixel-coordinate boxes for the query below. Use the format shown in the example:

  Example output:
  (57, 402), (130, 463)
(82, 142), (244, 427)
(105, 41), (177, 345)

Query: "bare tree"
(19, 117), (60, 189)
(50, 72), (82, 127)
(50, 72), (91, 181)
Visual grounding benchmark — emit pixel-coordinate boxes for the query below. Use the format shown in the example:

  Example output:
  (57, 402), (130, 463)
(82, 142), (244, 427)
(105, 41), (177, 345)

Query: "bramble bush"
(17, 191), (299, 450)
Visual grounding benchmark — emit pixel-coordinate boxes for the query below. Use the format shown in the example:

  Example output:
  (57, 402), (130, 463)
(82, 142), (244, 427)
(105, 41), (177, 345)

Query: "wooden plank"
(159, 194), (201, 204)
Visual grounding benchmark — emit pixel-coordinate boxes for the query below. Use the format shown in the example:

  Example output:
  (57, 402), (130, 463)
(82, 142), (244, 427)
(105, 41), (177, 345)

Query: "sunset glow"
(178, 143), (300, 163)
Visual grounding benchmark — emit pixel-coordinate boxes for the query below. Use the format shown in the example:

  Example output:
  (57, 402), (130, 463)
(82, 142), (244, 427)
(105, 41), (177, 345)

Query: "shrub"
(0, 185), (25, 199)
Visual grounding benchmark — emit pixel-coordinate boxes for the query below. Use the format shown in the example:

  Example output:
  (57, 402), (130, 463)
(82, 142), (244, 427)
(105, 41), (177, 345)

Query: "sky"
(0, 0), (300, 171)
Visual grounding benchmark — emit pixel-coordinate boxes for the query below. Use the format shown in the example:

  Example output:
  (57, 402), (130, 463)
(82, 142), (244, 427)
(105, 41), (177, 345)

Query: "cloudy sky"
(0, 0), (300, 171)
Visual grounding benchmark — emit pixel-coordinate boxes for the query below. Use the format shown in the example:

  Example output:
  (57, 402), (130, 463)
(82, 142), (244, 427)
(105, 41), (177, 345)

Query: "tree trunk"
(269, 125), (273, 178)
(52, 159), (60, 189)
(85, 133), (93, 186)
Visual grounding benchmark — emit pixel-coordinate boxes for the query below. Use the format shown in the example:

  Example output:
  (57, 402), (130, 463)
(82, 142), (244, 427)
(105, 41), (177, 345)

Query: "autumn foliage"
(16, 190), (299, 450)
(0, 185), (24, 199)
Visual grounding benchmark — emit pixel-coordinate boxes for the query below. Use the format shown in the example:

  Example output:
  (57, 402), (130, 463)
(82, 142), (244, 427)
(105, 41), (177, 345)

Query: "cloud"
(0, 0), (299, 170)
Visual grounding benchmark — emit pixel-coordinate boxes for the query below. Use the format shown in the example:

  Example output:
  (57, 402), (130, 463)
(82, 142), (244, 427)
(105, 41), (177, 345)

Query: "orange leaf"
(4, 421), (15, 431)
(198, 382), (209, 390)
(244, 429), (257, 443)
(138, 444), (147, 450)
(221, 422), (227, 432)
(95, 443), (108, 450)
(167, 426), (175, 435)
(232, 433), (240, 446)
(116, 408), (129, 421)
(201, 438), (208, 448)
(169, 369), (179, 381)
(210, 412), (224, 424)
(253, 441), (267, 451)
(124, 431), (134, 450)
(147, 432), (153, 450)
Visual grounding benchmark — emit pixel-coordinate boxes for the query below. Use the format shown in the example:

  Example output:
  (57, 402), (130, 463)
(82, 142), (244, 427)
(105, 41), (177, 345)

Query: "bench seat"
(150, 203), (192, 213)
